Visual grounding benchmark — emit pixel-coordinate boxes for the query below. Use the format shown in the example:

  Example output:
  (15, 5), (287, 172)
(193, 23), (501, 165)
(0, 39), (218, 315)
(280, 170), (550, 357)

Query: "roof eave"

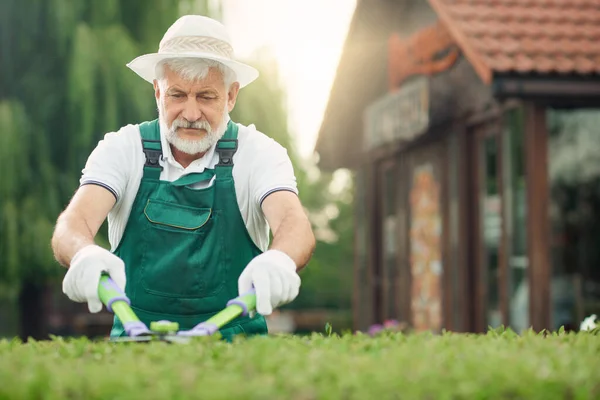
(427, 0), (492, 85)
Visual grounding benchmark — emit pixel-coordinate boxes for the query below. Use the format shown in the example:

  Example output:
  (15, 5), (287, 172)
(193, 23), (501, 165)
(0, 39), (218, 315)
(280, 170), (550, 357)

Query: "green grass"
(1, 327), (599, 399)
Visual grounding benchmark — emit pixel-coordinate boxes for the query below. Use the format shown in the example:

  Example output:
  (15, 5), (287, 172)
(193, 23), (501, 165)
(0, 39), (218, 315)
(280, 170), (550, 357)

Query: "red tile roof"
(428, 0), (600, 83)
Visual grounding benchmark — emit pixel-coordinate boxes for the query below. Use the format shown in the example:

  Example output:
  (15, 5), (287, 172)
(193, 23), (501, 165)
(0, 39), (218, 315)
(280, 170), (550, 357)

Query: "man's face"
(154, 65), (239, 155)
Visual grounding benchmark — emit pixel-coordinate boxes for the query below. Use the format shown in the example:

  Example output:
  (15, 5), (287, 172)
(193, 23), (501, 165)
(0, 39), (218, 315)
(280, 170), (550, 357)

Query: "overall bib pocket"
(139, 198), (227, 299)
(143, 198), (212, 231)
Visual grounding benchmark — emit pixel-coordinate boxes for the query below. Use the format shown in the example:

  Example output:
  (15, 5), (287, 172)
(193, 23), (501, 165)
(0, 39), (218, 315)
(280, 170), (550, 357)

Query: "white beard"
(159, 103), (229, 155)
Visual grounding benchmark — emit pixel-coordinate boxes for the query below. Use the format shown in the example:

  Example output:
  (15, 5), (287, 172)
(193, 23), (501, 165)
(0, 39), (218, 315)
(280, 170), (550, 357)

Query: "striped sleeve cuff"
(259, 187), (298, 207)
(79, 180), (118, 202)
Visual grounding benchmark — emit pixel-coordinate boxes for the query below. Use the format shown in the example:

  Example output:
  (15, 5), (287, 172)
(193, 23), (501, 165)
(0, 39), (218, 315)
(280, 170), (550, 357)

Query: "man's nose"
(181, 99), (202, 122)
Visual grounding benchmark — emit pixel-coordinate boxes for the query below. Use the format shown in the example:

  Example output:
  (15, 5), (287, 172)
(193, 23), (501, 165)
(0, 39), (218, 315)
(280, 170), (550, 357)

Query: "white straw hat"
(126, 15), (259, 88)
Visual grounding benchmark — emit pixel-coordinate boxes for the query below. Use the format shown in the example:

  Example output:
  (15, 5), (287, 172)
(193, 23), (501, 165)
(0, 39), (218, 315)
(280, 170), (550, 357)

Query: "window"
(546, 108), (600, 330)
(503, 107), (529, 333)
(481, 134), (502, 328)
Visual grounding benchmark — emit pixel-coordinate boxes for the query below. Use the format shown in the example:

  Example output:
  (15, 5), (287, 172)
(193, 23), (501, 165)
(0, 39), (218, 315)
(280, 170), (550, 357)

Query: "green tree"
(0, 0), (218, 340)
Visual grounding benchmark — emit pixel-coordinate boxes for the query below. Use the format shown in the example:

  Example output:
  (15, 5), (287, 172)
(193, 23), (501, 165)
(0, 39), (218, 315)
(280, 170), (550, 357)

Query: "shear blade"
(108, 334), (191, 344)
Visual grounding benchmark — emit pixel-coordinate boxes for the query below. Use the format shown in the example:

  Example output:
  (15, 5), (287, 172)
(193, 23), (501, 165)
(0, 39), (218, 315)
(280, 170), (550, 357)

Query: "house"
(315, 0), (600, 333)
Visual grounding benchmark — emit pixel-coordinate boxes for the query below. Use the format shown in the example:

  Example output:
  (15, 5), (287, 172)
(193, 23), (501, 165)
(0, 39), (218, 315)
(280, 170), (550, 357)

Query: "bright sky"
(221, 0), (357, 157)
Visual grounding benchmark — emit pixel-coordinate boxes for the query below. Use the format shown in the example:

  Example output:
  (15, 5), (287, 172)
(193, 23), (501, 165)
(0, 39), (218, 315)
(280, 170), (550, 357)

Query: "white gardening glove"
(62, 244), (127, 313)
(238, 249), (301, 316)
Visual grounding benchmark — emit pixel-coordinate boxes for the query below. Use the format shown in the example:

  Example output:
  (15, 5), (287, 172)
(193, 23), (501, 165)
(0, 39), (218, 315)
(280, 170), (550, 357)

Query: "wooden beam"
(398, 155), (411, 326)
(494, 78), (600, 98)
(369, 161), (384, 325)
(497, 129), (510, 328)
(457, 126), (470, 332)
(524, 102), (551, 332)
(440, 138), (453, 331)
(466, 124), (483, 332)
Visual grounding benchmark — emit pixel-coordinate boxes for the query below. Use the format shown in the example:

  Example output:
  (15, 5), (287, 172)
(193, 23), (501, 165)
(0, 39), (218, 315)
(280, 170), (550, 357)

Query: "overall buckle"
(216, 139), (238, 166)
(143, 148), (163, 170)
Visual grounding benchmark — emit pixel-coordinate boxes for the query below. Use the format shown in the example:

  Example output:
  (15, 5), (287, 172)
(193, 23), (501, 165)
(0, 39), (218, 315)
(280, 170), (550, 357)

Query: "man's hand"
(237, 190), (314, 315)
(62, 244), (127, 313)
(238, 249), (301, 315)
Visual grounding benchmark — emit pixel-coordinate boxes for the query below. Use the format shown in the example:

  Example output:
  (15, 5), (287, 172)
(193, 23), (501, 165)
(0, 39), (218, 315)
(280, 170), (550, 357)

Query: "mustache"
(171, 118), (212, 132)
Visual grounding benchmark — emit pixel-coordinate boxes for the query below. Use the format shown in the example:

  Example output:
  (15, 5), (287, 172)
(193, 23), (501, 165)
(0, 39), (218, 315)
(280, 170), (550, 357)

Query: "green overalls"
(109, 119), (268, 341)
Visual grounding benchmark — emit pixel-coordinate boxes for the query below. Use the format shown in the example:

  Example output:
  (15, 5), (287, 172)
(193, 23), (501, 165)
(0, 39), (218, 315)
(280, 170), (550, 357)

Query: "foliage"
(547, 108), (600, 185)
(1, 329), (599, 399)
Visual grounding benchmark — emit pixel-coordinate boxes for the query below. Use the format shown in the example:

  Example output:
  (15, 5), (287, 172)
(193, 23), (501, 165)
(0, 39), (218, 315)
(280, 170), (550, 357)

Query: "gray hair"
(155, 58), (237, 90)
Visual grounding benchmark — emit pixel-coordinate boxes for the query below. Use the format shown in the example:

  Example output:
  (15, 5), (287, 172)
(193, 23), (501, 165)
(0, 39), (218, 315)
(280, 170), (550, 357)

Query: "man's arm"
(261, 190), (315, 271)
(51, 185), (117, 268)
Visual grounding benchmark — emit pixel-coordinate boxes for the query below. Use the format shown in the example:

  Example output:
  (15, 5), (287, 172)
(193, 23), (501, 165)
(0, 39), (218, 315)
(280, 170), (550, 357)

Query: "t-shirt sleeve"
(249, 135), (299, 208)
(79, 126), (137, 202)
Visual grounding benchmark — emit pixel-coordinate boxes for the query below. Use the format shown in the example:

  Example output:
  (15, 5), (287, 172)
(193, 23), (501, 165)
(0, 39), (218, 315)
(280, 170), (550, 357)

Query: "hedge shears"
(97, 272), (257, 343)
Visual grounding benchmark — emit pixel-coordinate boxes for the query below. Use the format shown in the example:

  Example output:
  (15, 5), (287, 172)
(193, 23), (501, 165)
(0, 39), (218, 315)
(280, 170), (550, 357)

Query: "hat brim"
(126, 52), (260, 88)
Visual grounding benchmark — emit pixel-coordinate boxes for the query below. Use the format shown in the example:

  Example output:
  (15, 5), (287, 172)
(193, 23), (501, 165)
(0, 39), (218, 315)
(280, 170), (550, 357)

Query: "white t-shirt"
(79, 120), (298, 253)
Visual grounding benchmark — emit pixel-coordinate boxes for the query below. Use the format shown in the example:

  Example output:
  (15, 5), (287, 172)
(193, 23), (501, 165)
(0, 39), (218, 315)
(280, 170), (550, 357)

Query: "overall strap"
(139, 119), (163, 180)
(215, 120), (239, 179)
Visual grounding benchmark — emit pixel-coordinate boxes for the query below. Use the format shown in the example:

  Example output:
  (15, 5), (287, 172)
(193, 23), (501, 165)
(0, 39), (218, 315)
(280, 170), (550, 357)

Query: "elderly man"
(51, 15), (315, 340)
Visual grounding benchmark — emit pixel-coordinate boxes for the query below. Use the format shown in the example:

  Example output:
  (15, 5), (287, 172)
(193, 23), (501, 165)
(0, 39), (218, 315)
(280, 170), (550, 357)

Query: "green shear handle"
(97, 272), (257, 341)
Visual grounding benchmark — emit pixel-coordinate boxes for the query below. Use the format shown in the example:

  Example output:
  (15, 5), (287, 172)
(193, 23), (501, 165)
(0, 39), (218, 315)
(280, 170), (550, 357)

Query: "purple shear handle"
(225, 287), (256, 317)
(123, 321), (151, 337)
(176, 288), (256, 337)
(177, 322), (219, 337)
(101, 278), (131, 313)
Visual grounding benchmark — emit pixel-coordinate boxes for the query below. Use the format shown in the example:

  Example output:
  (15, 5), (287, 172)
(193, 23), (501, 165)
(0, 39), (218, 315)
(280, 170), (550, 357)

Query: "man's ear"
(153, 80), (160, 101)
(227, 82), (240, 112)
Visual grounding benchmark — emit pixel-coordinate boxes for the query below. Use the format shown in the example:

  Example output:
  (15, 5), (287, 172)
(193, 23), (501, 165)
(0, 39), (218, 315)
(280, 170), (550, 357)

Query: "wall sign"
(388, 20), (460, 90)
(363, 20), (459, 151)
(364, 76), (429, 150)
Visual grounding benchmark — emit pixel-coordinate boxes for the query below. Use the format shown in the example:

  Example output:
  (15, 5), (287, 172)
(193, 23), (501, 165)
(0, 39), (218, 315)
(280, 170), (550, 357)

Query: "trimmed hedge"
(1, 328), (598, 399)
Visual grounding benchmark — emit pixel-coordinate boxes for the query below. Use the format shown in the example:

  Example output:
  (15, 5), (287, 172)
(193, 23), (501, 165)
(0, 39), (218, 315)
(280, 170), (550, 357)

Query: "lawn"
(1, 327), (598, 399)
